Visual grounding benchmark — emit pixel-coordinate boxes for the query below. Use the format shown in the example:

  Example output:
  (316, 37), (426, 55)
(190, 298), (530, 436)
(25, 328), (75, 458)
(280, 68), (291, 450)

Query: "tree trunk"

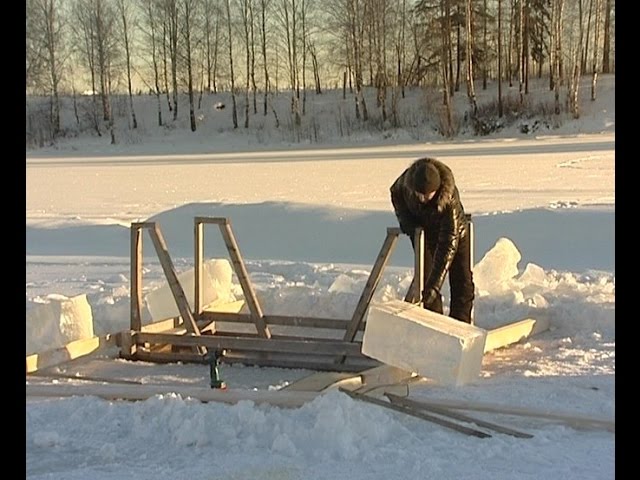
(225, 0), (238, 128)
(591, 0), (601, 100)
(184, 0), (197, 132)
(601, 0), (611, 73)
(440, 0), (455, 137)
(498, 0), (503, 117)
(118, 0), (138, 129)
(465, 0), (477, 116)
(260, 0), (270, 115)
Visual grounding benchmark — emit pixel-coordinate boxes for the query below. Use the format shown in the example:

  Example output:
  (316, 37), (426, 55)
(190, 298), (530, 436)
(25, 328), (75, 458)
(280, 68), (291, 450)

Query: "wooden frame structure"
(121, 217), (414, 371)
(27, 214), (552, 385)
(121, 215), (548, 375)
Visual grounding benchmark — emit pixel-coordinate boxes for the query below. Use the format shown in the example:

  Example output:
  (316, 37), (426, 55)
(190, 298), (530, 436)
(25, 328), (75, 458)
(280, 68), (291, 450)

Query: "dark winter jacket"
(390, 157), (470, 293)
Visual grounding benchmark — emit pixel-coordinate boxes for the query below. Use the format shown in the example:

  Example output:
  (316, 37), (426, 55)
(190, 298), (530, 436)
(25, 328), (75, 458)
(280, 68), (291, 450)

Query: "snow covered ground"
(26, 75), (615, 479)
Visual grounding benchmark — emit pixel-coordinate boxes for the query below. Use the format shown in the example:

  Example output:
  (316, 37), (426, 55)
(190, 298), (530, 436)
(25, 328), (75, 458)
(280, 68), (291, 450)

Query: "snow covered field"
(26, 75), (615, 479)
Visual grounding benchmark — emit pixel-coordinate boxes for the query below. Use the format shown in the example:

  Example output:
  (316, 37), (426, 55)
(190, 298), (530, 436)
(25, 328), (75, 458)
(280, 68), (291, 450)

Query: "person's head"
(412, 160), (441, 203)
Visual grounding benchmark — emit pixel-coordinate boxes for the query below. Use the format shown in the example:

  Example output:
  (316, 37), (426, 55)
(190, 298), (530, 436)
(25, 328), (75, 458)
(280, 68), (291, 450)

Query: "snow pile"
(473, 237), (522, 295)
(144, 258), (237, 322)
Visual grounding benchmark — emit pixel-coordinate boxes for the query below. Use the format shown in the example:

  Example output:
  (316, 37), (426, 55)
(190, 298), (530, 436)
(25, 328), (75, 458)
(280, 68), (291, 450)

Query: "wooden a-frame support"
(121, 217), (409, 371)
(121, 215), (547, 373)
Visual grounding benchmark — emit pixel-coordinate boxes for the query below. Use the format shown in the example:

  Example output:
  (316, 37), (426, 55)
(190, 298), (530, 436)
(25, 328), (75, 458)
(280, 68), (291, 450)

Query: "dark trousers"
(413, 232), (475, 323)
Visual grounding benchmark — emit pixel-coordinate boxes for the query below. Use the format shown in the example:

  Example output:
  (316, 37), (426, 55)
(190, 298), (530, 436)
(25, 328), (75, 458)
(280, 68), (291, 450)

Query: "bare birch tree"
(551, 0), (563, 114)
(116, 0), (138, 129)
(568, 0), (584, 119)
(70, 0), (102, 135)
(346, 0), (368, 120)
(224, 0), (239, 127)
(28, 0), (66, 136)
(239, 0), (252, 127)
(203, 0), (221, 94)
(180, 0), (199, 132)
(497, 0), (503, 117)
(249, 0), (258, 114)
(601, 0), (610, 73)
(465, 0), (477, 116)
(258, 0), (272, 115)
(276, 0), (302, 126)
(139, 0), (164, 126)
(90, 0), (119, 143)
(440, 0), (455, 136)
(161, 0), (180, 121)
(590, 0), (601, 100)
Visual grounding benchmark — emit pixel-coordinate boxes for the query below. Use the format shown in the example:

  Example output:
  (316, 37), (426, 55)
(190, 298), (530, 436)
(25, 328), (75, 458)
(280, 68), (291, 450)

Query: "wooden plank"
(384, 395), (615, 432)
(200, 312), (357, 330)
(25, 383), (319, 408)
(282, 371), (364, 392)
(135, 332), (363, 356)
(218, 220), (271, 339)
(402, 228), (426, 304)
(194, 220), (204, 316)
(29, 372), (143, 385)
(385, 393), (533, 438)
(413, 228), (425, 307)
(484, 317), (550, 353)
(140, 317), (183, 333)
(467, 217), (475, 325)
(148, 224), (201, 338)
(339, 388), (491, 438)
(354, 378), (426, 398)
(26, 334), (119, 374)
(284, 365), (422, 396)
(358, 365), (416, 386)
(133, 350), (377, 372)
(130, 225), (143, 332)
(344, 365), (425, 397)
(202, 299), (246, 314)
(343, 229), (400, 342)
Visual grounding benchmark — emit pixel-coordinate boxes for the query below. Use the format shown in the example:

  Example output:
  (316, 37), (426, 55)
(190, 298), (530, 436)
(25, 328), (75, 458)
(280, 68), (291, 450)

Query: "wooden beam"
(484, 316), (550, 353)
(339, 388), (491, 438)
(200, 312), (356, 330)
(135, 332), (363, 356)
(26, 333), (119, 374)
(282, 371), (363, 392)
(385, 393), (533, 438)
(414, 228), (425, 306)
(25, 383), (319, 408)
(217, 219), (271, 339)
(194, 219), (204, 316)
(129, 350), (377, 372)
(130, 225), (143, 332)
(381, 395), (614, 432)
(403, 228), (425, 304)
(147, 224), (201, 337)
(139, 317), (183, 333)
(343, 228), (400, 342)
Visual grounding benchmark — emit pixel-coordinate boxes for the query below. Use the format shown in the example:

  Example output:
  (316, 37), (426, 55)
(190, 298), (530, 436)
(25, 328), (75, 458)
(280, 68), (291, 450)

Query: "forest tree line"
(26, 0), (615, 144)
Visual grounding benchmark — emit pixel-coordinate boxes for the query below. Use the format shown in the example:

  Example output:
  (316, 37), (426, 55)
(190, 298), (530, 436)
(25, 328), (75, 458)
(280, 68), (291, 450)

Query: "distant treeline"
(26, 0), (614, 144)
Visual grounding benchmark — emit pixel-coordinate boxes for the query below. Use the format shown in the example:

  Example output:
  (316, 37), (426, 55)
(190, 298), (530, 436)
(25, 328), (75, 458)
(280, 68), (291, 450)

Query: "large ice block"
(26, 294), (94, 355)
(361, 300), (487, 386)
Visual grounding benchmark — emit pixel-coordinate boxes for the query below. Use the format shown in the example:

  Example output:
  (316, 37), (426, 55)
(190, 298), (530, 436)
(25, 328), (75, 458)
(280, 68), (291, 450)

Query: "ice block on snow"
(362, 300), (487, 386)
(25, 294), (94, 355)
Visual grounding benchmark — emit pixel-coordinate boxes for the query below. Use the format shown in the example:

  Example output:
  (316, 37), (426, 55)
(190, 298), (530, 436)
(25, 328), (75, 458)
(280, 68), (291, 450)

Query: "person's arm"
(425, 204), (460, 293)
(390, 178), (417, 236)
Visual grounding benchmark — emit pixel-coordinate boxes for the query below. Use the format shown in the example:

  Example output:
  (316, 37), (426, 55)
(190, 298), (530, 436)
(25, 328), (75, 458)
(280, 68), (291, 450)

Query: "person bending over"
(390, 157), (475, 323)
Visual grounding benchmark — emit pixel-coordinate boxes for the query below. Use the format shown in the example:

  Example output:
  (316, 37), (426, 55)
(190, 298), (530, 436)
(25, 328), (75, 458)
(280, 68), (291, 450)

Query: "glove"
(422, 287), (440, 307)
(399, 222), (414, 237)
